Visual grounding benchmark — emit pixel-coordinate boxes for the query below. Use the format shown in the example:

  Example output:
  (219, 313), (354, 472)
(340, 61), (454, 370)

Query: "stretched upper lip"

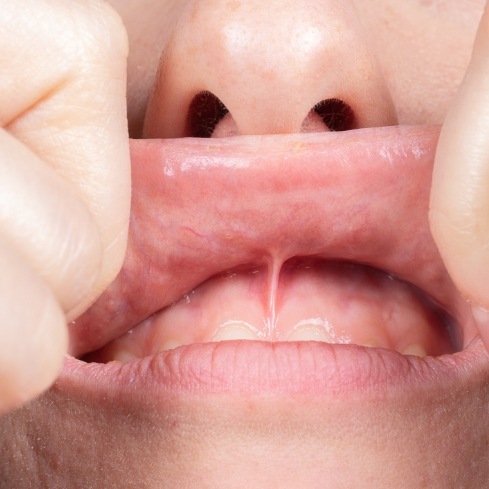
(70, 124), (473, 358)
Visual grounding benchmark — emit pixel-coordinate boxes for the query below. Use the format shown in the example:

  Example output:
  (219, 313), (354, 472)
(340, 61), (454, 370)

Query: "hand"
(430, 2), (489, 349)
(0, 0), (130, 414)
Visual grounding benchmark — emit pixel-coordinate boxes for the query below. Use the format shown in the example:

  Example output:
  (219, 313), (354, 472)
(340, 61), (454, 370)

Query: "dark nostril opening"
(313, 98), (355, 131)
(188, 93), (355, 136)
(188, 91), (229, 138)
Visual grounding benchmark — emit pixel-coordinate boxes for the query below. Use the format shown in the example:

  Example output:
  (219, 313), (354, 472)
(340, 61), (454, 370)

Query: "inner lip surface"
(71, 125), (476, 363)
(84, 258), (457, 364)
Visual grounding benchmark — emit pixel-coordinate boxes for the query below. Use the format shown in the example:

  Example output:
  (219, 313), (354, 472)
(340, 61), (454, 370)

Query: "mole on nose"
(142, 0), (398, 139)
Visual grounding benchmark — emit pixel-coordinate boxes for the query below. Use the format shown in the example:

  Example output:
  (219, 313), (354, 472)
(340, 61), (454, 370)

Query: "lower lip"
(58, 338), (486, 405)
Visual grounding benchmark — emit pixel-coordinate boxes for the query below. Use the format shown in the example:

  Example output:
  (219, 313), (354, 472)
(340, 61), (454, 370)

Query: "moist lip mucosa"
(64, 125), (481, 401)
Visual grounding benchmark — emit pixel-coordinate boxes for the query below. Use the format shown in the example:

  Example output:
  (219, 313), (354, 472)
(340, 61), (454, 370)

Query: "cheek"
(356, 0), (484, 124)
(106, 0), (184, 137)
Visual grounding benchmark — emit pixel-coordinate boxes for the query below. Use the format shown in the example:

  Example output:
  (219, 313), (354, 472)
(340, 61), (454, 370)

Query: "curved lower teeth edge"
(110, 317), (430, 362)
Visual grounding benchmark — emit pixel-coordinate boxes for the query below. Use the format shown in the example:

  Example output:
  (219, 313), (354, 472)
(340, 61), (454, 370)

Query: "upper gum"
(93, 260), (456, 362)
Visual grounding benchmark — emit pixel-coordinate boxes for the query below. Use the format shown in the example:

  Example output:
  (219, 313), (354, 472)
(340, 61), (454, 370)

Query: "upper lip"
(70, 124), (472, 358)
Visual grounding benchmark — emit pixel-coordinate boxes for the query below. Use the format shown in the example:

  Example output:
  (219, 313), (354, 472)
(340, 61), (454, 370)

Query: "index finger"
(429, 2), (489, 345)
(2, 0), (131, 319)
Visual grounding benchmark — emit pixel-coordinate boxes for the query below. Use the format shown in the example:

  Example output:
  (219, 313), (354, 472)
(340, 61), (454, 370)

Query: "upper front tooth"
(402, 344), (427, 357)
(158, 339), (182, 352)
(286, 324), (334, 343)
(113, 350), (137, 363)
(212, 321), (261, 342)
(285, 318), (350, 343)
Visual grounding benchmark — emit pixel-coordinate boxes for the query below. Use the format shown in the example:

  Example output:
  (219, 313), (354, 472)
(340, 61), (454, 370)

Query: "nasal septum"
(142, 0), (398, 139)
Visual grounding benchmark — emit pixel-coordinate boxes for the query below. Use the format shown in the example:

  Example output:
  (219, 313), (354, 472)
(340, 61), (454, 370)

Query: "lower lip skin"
(58, 339), (487, 404)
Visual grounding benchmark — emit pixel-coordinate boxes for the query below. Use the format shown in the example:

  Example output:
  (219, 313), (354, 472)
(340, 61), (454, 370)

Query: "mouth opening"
(81, 258), (458, 365)
(70, 124), (473, 387)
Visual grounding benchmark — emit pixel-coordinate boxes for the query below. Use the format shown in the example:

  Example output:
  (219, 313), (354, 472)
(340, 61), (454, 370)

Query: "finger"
(1, 0), (131, 319)
(0, 129), (102, 313)
(0, 235), (67, 415)
(429, 3), (489, 347)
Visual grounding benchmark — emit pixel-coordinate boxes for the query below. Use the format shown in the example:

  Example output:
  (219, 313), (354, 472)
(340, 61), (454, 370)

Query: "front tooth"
(402, 344), (427, 357)
(158, 339), (183, 352)
(363, 339), (381, 348)
(285, 318), (348, 343)
(212, 321), (261, 342)
(286, 324), (334, 343)
(113, 350), (137, 363)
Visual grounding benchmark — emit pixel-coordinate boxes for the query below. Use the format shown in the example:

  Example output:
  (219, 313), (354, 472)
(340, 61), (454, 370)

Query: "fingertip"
(0, 292), (67, 416)
(429, 204), (489, 307)
(0, 240), (68, 415)
(0, 302), (67, 416)
(429, 0), (489, 316)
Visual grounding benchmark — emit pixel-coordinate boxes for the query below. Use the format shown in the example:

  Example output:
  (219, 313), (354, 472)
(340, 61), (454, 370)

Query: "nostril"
(188, 91), (229, 138)
(187, 93), (356, 137)
(313, 98), (355, 131)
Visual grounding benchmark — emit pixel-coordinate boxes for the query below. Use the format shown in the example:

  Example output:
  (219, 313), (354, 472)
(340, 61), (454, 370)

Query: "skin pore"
(2, 0), (489, 488)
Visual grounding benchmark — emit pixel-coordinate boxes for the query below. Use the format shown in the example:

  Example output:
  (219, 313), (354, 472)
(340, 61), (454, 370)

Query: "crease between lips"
(71, 125), (474, 360)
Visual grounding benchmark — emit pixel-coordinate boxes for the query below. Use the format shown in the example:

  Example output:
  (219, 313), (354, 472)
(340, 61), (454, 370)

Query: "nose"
(143, 0), (398, 138)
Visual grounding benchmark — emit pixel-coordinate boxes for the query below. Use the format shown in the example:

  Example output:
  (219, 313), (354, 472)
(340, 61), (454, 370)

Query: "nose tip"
(143, 0), (398, 138)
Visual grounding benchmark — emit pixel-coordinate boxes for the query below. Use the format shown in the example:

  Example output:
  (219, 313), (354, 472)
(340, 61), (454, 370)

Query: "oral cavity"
(90, 259), (454, 363)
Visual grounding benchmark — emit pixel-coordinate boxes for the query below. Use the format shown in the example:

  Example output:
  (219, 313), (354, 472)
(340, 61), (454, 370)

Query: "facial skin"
(2, 1), (489, 488)
(113, 0), (481, 136)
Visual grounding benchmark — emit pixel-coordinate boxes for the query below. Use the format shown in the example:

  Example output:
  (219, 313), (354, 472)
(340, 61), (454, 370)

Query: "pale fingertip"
(0, 239), (68, 415)
(0, 301), (67, 416)
(429, 1), (489, 313)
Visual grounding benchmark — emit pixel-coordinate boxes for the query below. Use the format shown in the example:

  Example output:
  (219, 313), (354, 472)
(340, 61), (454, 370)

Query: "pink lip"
(63, 124), (481, 403)
(59, 341), (486, 402)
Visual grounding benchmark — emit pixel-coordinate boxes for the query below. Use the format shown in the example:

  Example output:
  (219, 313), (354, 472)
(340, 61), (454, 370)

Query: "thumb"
(430, 2), (489, 349)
